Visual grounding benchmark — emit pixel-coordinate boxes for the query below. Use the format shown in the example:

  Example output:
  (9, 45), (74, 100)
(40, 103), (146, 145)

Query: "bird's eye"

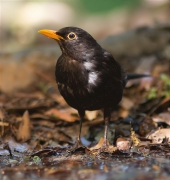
(67, 32), (77, 40)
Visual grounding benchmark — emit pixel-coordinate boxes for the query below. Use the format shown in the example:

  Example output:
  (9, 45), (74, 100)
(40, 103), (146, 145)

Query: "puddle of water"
(1, 154), (170, 180)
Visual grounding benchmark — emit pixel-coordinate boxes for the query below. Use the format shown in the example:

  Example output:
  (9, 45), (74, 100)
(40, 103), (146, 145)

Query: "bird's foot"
(67, 139), (85, 153)
(89, 138), (116, 154)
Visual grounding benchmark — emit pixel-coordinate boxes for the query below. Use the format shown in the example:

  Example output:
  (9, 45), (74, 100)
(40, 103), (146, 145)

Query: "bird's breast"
(56, 56), (89, 92)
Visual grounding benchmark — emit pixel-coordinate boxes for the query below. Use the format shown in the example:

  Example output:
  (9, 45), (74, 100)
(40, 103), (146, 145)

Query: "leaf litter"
(0, 43), (170, 180)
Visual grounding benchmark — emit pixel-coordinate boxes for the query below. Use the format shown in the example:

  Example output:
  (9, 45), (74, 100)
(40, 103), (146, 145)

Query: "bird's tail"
(126, 73), (150, 81)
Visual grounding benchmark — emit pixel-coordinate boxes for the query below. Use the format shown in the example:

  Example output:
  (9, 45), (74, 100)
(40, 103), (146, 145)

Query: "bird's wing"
(101, 49), (125, 85)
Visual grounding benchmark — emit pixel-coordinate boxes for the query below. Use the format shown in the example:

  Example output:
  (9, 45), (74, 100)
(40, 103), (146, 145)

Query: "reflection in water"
(0, 155), (170, 180)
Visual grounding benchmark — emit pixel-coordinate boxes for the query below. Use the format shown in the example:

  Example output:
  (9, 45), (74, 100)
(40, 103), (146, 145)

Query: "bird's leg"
(77, 110), (84, 145)
(68, 110), (85, 152)
(101, 108), (111, 151)
(89, 108), (114, 152)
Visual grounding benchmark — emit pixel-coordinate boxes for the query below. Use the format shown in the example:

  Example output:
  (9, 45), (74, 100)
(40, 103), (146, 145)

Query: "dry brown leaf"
(45, 108), (78, 122)
(146, 128), (170, 143)
(51, 94), (68, 106)
(17, 110), (31, 142)
(64, 107), (78, 115)
(152, 112), (170, 126)
(89, 138), (105, 151)
(85, 110), (98, 121)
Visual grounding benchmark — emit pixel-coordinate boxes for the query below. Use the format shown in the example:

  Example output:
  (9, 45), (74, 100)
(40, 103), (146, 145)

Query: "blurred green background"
(80, 0), (140, 13)
(1, 0), (169, 52)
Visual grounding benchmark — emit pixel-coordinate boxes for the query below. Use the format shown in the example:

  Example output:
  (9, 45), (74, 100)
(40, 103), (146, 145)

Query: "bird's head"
(38, 27), (102, 61)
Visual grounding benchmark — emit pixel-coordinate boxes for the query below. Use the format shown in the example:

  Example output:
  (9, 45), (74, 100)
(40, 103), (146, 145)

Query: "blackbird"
(39, 27), (148, 151)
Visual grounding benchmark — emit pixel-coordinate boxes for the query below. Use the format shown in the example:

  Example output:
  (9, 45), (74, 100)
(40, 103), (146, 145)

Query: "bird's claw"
(67, 140), (85, 153)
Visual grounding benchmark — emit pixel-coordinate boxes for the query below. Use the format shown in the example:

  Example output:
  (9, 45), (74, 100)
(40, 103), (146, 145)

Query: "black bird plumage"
(39, 27), (148, 151)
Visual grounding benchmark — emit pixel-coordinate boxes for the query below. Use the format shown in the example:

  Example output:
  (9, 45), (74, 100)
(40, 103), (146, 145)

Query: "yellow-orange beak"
(38, 29), (64, 40)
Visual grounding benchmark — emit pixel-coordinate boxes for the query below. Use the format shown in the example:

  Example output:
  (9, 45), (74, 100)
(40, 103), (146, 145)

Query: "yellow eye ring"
(67, 32), (77, 40)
